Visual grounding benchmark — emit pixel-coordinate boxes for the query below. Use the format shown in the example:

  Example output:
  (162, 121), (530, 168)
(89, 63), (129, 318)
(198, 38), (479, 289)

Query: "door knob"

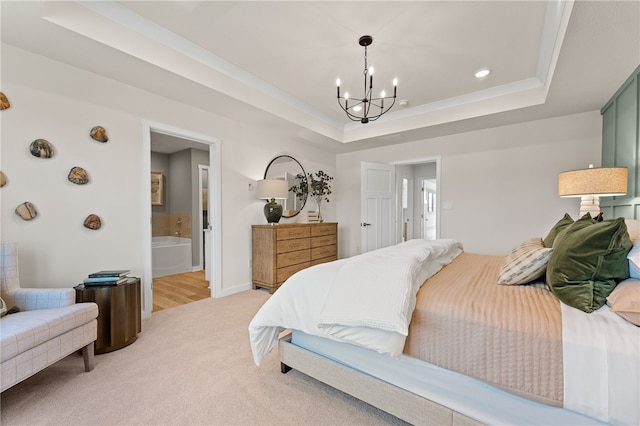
(361, 222), (371, 227)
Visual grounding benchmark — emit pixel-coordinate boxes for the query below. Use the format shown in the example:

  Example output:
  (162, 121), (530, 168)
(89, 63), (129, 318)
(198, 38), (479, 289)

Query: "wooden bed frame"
(278, 332), (483, 426)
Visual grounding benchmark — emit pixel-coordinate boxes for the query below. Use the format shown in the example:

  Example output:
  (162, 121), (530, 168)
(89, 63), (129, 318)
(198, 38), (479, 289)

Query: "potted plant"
(289, 173), (308, 202)
(289, 170), (333, 222)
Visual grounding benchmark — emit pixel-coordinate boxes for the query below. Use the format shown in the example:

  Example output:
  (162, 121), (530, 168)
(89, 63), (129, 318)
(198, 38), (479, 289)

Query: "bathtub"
(152, 236), (192, 278)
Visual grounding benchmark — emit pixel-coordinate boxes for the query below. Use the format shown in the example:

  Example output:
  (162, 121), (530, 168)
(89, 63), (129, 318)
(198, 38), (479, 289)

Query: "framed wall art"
(151, 172), (163, 206)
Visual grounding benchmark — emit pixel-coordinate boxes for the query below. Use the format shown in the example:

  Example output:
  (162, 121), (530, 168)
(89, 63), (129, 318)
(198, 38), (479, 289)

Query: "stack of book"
(83, 270), (130, 286)
(297, 210), (320, 223)
(306, 211), (320, 223)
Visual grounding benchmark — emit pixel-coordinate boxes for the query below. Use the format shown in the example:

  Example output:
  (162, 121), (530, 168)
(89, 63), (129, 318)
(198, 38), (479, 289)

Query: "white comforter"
(248, 238), (463, 365)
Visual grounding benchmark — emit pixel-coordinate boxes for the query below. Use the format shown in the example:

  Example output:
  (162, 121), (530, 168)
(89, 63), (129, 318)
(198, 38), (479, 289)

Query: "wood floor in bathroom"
(152, 270), (210, 312)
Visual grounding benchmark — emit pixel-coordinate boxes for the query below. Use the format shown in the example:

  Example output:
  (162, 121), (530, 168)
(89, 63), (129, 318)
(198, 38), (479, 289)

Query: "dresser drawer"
(277, 249), (311, 268)
(252, 223), (337, 294)
(311, 224), (336, 237)
(311, 244), (336, 260)
(310, 255), (337, 266)
(277, 238), (310, 254)
(277, 262), (311, 283)
(311, 234), (336, 248)
(277, 226), (310, 240)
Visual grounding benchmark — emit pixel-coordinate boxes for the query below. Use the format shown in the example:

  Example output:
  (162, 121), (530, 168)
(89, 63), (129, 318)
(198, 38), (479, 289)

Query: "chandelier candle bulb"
(336, 34), (398, 124)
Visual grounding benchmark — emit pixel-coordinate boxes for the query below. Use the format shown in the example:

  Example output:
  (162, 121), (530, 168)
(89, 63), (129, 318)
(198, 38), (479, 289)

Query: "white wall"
(336, 111), (602, 256)
(0, 45), (335, 296)
(1, 44), (605, 295)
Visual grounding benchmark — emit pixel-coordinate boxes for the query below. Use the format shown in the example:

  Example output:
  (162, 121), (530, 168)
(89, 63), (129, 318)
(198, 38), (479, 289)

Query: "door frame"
(198, 164), (210, 278)
(141, 121), (222, 319)
(391, 156), (441, 241)
(419, 177), (437, 240)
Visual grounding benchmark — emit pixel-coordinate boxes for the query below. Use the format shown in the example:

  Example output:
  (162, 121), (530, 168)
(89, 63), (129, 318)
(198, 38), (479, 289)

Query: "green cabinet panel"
(600, 65), (640, 220)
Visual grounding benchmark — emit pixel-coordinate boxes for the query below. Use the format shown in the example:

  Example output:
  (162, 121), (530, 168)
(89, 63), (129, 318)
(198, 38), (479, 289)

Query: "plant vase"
(314, 197), (324, 223)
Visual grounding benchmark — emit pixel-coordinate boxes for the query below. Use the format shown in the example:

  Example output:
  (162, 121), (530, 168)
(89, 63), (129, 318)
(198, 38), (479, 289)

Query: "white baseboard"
(217, 282), (253, 298)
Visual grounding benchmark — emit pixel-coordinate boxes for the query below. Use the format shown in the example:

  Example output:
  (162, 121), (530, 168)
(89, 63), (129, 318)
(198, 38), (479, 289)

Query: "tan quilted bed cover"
(404, 252), (563, 406)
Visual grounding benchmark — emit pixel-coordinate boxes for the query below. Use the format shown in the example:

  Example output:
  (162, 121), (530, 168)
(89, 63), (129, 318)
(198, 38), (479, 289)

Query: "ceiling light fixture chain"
(336, 35), (398, 124)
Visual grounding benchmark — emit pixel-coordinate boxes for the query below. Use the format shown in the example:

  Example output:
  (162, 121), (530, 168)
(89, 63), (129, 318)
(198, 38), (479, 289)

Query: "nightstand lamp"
(257, 179), (289, 223)
(558, 164), (627, 217)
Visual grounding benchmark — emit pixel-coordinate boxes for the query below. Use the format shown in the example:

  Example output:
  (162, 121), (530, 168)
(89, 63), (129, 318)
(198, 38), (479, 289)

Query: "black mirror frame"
(263, 155), (308, 218)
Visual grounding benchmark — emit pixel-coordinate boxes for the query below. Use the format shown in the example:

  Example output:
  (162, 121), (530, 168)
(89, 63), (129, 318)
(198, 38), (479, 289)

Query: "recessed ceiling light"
(475, 68), (491, 78)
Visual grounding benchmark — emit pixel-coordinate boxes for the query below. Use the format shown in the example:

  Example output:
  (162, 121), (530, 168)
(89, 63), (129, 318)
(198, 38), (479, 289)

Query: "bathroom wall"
(151, 151), (170, 236)
(151, 213), (192, 239)
(150, 148), (207, 268)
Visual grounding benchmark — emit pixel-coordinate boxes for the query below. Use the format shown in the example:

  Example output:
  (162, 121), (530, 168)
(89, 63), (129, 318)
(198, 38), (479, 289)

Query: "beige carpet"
(0, 289), (406, 425)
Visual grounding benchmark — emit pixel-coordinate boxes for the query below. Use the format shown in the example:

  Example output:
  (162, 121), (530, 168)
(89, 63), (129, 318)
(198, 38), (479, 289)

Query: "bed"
(249, 216), (640, 425)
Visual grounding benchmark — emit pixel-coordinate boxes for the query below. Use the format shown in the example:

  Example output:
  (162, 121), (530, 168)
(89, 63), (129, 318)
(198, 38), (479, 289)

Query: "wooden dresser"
(252, 222), (338, 293)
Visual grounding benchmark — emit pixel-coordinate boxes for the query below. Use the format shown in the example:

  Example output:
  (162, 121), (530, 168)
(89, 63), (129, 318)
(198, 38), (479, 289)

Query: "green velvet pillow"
(543, 213), (574, 248)
(546, 216), (632, 313)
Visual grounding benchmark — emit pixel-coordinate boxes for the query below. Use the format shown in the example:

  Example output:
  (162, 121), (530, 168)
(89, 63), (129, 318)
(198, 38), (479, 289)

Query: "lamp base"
(264, 199), (283, 223)
(579, 195), (600, 218)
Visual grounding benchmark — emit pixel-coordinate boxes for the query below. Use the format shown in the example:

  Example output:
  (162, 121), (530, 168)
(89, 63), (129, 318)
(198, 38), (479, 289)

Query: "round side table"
(75, 278), (141, 354)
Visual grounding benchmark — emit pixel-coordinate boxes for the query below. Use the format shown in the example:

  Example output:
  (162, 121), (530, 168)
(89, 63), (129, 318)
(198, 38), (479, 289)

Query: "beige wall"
(1, 43), (604, 297)
(152, 213), (191, 238)
(0, 45), (336, 298)
(335, 111), (602, 256)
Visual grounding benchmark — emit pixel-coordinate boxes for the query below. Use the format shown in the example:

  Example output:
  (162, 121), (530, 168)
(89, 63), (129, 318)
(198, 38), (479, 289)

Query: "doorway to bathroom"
(397, 160), (439, 242)
(152, 270), (209, 312)
(150, 132), (210, 312)
(142, 121), (222, 318)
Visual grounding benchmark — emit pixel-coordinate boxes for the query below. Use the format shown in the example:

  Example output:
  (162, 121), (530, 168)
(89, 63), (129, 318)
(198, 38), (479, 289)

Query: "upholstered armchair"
(1, 243), (75, 310)
(0, 242), (99, 392)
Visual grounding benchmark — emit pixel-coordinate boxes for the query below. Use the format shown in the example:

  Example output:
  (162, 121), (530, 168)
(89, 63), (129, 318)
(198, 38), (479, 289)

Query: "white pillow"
(626, 220), (640, 279)
(498, 238), (552, 285)
(626, 219), (640, 244)
(629, 241), (640, 279)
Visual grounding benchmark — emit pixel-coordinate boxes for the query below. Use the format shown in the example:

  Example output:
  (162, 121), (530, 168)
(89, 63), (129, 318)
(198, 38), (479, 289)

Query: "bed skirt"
(280, 331), (604, 426)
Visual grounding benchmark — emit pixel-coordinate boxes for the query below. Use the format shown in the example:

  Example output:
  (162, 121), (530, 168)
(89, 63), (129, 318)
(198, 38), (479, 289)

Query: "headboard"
(600, 64), (640, 219)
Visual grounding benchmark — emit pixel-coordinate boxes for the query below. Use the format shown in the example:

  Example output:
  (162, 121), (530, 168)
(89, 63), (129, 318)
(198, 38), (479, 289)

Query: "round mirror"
(264, 155), (308, 218)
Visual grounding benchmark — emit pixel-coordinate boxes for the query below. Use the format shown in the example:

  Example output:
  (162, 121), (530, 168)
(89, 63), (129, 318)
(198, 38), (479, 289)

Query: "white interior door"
(421, 178), (437, 240)
(361, 162), (396, 253)
(199, 165), (211, 282)
(400, 176), (414, 242)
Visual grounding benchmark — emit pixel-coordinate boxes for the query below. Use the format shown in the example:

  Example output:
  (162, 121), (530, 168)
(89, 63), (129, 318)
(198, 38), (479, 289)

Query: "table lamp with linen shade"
(558, 165), (628, 217)
(257, 179), (289, 223)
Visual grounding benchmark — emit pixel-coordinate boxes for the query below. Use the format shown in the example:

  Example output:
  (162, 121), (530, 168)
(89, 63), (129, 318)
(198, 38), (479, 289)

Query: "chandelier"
(336, 35), (398, 124)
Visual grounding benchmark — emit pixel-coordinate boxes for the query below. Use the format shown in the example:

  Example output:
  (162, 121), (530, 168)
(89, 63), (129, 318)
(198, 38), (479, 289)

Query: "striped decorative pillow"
(498, 238), (552, 285)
